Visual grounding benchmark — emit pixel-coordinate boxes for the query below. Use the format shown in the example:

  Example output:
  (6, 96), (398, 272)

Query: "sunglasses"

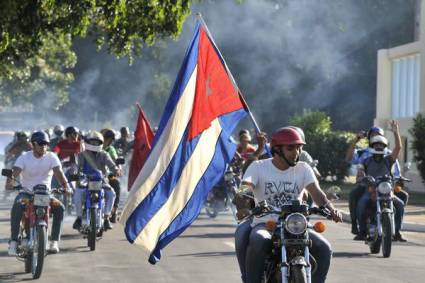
(284, 145), (302, 151)
(36, 141), (49, 146)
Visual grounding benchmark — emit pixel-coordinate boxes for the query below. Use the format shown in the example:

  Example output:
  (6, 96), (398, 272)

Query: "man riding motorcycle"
(355, 120), (406, 242)
(6, 131), (70, 255)
(235, 127), (342, 283)
(49, 125), (65, 151)
(72, 131), (120, 231)
(114, 126), (134, 157)
(101, 129), (122, 223)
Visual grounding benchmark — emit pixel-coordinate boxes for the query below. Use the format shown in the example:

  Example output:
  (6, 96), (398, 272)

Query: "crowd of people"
(3, 125), (134, 255)
(2, 120), (410, 282)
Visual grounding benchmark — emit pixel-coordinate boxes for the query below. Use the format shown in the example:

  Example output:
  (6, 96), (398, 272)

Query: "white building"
(375, 0), (424, 192)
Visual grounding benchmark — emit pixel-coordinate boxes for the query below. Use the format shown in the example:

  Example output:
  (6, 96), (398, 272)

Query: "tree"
(0, 0), (191, 106)
(409, 113), (425, 186)
(289, 110), (354, 180)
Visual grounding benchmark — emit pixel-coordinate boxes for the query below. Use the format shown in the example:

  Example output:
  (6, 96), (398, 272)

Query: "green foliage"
(409, 113), (425, 186)
(0, 32), (76, 109)
(0, 0), (191, 107)
(290, 110), (354, 180)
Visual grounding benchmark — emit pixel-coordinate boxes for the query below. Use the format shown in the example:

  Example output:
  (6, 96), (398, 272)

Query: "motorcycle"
(363, 175), (397, 258)
(70, 157), (124, 251)
(249, 199), (331, 283)
(205, 165), (240, 219)
(2, 169), (64, 279)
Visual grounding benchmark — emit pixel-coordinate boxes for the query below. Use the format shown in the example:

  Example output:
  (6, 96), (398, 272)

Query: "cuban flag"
(119, 20), (248, 263)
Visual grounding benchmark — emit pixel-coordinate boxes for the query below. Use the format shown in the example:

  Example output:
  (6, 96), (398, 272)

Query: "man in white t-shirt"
(6, 131), (70, 255)
(235, 127), (342, 283)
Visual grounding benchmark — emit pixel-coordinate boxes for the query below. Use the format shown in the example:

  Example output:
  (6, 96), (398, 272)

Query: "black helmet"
(31, 131), (50, 144)
(103, 129), (116, 140)
(65, 126), (79, 138)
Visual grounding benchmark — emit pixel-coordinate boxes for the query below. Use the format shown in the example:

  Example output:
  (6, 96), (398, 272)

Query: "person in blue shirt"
(345, 126), (409, 236)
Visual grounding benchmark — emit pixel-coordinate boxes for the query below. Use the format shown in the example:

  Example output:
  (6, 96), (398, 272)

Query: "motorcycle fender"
(37, 220), (48, 227)
(290, 256), (307, 267)
(381, 208), (392, 214)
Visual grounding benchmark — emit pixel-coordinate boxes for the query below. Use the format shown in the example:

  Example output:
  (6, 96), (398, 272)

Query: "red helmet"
(271, 127), (306, 147)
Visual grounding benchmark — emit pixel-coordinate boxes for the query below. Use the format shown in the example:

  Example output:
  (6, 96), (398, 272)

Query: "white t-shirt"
(243, 158), (318, 225)
(14, 151), (61, 191)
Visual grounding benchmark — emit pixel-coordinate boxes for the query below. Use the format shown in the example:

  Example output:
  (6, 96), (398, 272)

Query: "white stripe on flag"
(120, 67), (198, 225)
(134, 118), (223, 252)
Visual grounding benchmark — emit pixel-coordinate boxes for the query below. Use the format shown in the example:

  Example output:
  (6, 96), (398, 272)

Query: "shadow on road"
(190, 223), (236, 229)
(60, 233), (83, 241)
(175, 251), (235, 257)
(179, 233), (234, 239)
(0, 272), (31, 283)
(59, 245), (91, 254)
(332, 251), (370, 258)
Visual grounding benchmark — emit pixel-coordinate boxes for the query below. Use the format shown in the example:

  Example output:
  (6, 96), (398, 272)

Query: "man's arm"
(52, 166), (70, 190)
(345, 131), (364, 163)
(390, 120), (401, 162)
(306, 182), (342, 222)
(6, 166), (22, 190)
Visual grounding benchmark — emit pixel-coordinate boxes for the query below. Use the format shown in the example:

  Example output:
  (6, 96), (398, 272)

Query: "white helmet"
(369, 135), (388, 155)
(84, 131), (104, 152)
(370, 135), (388, 147)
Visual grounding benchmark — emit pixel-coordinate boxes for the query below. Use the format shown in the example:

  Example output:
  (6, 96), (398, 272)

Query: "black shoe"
(353, 233), (366, 241)
(110, 213), (116, 224)
(393, 232), (407, 242)
(351, 224), (359, 235)
(73, 217), (82, 230)
(104, 218), (113, 230)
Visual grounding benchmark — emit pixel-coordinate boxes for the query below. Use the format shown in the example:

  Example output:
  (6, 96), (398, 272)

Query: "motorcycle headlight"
(285, 213), (307, 235)
(378, 182), (392, 194)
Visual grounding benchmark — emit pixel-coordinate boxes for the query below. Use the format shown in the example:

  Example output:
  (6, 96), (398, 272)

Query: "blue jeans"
(235, 219), (252, 282)
(357, 191), (405, 234)
(73, 186), (116, 217)
(235, 222), (332, 283)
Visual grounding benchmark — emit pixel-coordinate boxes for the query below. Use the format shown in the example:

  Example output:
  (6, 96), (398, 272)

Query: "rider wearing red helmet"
(235, 127), (342, 283)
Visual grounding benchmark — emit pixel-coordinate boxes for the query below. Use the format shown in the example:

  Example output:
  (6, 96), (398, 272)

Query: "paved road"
(0, 186), (425, 282)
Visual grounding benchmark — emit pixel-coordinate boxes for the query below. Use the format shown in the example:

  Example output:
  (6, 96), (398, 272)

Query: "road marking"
(223, 241), (235, 249)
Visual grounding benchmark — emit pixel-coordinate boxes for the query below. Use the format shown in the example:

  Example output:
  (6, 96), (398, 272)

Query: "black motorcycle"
(204, 166), (240, 219)
(362, 175), (398, 258)
(250, 199), (331, 283)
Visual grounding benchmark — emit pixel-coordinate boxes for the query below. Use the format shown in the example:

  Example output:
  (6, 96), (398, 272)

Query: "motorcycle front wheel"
(205, 205), (218, 218)
(88, 208), (97, 251)
(381, 212), (392, 258)
(290, 265), (307, 283)
(32, 226), (46, 279)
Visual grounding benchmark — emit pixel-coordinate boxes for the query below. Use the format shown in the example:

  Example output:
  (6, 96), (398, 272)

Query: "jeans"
(357, 191), (405, 234)
(73, 186), (116, 217)
(11, 192), (64, 241)
(235, 219), (252, 283)
(349, 185), (366, 230)
(238, 223), (332, 283)
(109, 178), (121, 209)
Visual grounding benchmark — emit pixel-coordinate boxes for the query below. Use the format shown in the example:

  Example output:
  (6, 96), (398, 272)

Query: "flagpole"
(195, 13), (271, 156)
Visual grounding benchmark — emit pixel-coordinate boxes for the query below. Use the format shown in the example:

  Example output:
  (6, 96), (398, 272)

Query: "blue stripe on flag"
(153, 23), (201, 145)
(124, 127), (202, 242)
(149, 109), (247, 262)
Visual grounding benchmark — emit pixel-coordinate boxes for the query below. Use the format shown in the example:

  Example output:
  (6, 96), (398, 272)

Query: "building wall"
(376, 41), (423, 192)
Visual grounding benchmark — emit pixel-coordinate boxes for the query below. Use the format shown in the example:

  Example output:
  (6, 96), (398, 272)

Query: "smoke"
(3, 0), (414, 134)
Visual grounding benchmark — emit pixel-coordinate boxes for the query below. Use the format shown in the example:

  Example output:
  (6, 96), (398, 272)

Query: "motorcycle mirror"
(1, 169), (12, 177)
(115, 157), (125, 165)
